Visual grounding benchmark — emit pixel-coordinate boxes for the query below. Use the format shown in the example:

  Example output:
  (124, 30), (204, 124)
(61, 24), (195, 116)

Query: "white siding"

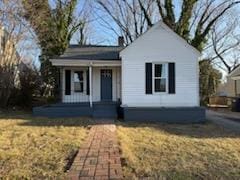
(62, 67), (121, 103)
(226, 67), (240, 97)
(120, 22), (200, 107)
(226, 77), (240, 97)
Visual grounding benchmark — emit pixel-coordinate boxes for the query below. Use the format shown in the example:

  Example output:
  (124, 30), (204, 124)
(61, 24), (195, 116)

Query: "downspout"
(89, 63), (93, 107)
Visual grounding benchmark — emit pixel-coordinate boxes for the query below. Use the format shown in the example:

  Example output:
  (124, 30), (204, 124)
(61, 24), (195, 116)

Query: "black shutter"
(168, 63), (175, 94)
(86, 68), (90, 95)
(146, 63), (152, 94)
(65, 70), (71, 95)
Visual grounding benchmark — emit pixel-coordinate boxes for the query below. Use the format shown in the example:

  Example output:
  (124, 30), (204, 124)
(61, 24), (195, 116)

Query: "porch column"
(89, 65), (93, 107)
(235, 80), (237, 97)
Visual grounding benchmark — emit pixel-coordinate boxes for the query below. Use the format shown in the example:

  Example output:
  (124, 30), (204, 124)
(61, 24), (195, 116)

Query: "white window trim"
(71, 69), (87, 94)
(152, 62), (168, 94)
(74, 71), (84, 93)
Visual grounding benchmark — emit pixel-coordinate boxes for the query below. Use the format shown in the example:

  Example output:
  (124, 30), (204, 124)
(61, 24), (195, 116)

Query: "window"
(153, 63), (167, 92)
(74, 71), (84, 92)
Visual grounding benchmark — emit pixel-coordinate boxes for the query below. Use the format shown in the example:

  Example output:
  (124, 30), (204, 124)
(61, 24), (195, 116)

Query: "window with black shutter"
(145, 63), (152, 94)
(147, 62), (176, 94)
(65, 70), (71, 95)
(168, 63), (176, 94)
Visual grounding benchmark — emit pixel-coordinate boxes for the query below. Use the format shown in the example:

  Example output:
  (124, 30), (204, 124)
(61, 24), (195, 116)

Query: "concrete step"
(93, 104), (118, 118)
(94, 104), (117, 109)
(93, 103), (118, 119)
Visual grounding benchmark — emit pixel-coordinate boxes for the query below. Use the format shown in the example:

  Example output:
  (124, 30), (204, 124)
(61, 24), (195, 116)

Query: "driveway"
(206, 110), (240, 133)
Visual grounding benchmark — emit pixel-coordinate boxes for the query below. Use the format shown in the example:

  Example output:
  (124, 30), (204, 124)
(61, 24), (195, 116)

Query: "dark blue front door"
(101, 69), (112, 101)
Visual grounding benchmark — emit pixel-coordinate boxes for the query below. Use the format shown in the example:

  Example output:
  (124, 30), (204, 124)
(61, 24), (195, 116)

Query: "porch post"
(89, 65), (93, 107)
(235, 80), (237, 97)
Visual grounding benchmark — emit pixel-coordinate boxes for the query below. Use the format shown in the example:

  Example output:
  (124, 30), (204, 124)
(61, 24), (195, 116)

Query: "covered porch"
(51, 45), (123, 107)
(59, 64), (121, 106)
(33, 101), (120, 118)
(33, 59), (122, 118)
(33, 45), (124, 118)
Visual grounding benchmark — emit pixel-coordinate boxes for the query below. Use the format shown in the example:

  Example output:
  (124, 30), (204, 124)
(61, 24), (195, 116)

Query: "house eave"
(50, 59), (121, 67)
(228, 65), (240, 77)
(231, 75), (240, 80)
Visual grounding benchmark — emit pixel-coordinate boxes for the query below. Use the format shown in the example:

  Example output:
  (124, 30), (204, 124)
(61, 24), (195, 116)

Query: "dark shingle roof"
(58, 45), (124, 61)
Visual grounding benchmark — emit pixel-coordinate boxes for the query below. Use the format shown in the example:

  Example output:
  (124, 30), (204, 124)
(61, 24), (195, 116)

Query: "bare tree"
(96, 0), (157, 44)
(202, 12), (240, 74)
(0, 0), (38, 66)
(211, 26), (240, 73)
(147, 0), (240, 51)
(75, 2), (93, 45)
(0, 0), (39, 108)
(97, 0), (240, 51)
(0, 0), (22, 107)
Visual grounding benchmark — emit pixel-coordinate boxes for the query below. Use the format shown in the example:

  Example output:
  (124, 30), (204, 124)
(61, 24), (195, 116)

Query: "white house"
(226, 65), (240, 97)
(34, 21), (205, 122)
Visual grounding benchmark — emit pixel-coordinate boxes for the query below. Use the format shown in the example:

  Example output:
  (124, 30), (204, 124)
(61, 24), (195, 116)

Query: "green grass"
(117, 122), (240, 179)
(0, 112), (91, 179)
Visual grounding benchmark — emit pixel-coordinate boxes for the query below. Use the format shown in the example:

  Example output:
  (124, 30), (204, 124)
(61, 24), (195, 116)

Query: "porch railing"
(57, 90), (90, 103)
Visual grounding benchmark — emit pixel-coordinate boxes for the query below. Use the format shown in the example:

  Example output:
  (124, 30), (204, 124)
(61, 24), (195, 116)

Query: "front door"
(101, 69), (112, 101)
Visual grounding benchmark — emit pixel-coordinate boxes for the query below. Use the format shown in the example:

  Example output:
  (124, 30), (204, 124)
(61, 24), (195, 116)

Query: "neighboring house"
(33, 21), (205, 123)
(216, 82), (228, 97)
(0, 26), (19, 66)
(226, 65), (240, 97)
(0, 25), (24, 88)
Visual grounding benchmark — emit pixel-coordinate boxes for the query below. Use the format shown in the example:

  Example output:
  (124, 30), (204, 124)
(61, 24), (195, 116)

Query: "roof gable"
(229, 65), (240, 77)
(120, 21), (201, 56)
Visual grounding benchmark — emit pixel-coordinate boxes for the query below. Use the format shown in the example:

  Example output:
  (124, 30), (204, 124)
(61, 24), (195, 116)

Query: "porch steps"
(93, 102), (118, 118)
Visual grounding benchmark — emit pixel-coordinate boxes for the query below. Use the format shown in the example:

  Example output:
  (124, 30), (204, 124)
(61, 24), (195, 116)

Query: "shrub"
(0, 65), (16, 108)
(17, 66), (41, 108)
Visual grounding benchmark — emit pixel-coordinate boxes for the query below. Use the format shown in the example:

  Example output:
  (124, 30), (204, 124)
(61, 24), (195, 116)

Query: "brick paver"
(68, 121), (123, 180)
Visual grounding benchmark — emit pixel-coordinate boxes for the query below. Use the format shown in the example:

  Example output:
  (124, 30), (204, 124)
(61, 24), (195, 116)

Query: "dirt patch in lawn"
(117, 122), (240, 179)
(0, 112), (91, 179)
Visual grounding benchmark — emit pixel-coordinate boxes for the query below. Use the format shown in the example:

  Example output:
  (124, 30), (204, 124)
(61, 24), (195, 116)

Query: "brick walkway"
(68, 121), (123, 180)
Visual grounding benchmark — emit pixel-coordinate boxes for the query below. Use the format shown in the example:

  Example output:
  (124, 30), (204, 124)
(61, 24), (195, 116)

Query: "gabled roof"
(54, 21), (201, 63)
(58, 45), (124, 61)
(228, 64), (240, 77)
(120, 21), (201, 56)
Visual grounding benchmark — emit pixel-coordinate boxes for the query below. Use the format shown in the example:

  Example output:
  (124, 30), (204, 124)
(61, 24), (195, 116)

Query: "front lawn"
(117, 122), (240, 179)
(0, 112), (91, 179)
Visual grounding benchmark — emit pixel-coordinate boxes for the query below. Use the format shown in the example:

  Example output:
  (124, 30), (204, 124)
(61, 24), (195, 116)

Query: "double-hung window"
(153, 63), (167, 93)
(74, 71), (84, 92)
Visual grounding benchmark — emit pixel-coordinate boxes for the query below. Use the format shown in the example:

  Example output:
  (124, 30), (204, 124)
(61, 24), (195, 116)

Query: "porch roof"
(57, 45), (123, 61)
(51, 45), (123, 67)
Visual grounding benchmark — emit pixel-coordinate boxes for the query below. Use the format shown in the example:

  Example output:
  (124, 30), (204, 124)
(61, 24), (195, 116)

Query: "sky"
(12, 0), (240, 77)
(69, 0), (182, 46)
